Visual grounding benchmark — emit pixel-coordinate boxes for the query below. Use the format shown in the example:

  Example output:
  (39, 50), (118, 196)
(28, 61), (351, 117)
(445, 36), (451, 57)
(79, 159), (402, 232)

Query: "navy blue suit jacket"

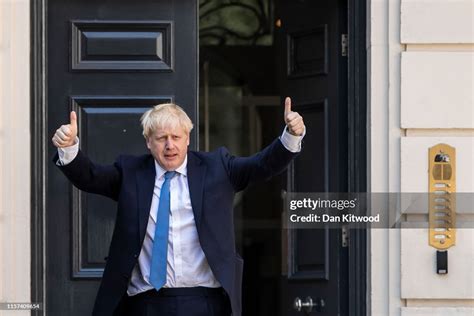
(55, 137), (298, 316)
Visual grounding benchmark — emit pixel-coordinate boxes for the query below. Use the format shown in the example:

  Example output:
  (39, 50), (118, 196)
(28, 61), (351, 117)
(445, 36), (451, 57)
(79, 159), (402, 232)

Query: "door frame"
(31, 1), (367, 315)
(31, 0), (47, 315)
(347, 0), (367, 315)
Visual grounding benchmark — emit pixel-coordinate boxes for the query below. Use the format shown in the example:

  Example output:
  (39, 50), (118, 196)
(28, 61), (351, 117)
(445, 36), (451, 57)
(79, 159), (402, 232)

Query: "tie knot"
(164, 171), (176, 180)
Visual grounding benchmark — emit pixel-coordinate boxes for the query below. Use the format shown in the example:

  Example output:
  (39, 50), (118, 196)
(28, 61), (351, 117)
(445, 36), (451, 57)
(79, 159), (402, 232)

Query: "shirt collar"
(154, 155), (188, 180)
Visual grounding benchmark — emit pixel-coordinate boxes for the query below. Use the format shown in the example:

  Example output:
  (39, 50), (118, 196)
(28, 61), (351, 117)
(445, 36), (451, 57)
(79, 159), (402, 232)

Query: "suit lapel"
(187, 151), (206, 229)
(136, 155), (156, 246)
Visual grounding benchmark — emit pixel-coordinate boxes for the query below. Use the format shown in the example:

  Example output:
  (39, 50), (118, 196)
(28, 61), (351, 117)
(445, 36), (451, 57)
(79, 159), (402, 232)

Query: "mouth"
(164, 153), (178, 160)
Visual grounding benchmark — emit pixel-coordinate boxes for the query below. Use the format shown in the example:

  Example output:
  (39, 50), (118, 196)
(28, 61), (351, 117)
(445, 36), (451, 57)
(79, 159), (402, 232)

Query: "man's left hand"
(284, 97), (305, 136)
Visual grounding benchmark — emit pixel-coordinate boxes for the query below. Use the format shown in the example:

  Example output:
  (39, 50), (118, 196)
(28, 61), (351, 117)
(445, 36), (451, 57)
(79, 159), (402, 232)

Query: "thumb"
(284, 97), (292, 118)
(70, 111), (77, 129)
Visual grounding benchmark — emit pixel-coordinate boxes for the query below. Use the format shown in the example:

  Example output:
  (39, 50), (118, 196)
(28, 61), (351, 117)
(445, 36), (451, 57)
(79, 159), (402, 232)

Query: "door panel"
(47, 1), (197, 314)
(277, 0), (348, 315)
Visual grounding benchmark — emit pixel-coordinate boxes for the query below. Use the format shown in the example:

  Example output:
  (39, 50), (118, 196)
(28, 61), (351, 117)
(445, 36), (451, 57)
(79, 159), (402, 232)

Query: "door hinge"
(342, 225), (349, 247)
(341, 34), (348, 57)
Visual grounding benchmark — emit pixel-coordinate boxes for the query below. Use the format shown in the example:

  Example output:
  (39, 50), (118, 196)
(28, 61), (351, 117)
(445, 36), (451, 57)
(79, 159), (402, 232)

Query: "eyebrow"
(155, 132), (182, 138)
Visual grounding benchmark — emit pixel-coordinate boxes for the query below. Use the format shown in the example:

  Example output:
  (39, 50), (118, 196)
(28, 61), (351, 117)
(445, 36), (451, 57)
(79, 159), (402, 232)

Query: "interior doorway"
(30, 0), (366, 315)
(199, 2), (283, 314)
(198, 0), (367, 315)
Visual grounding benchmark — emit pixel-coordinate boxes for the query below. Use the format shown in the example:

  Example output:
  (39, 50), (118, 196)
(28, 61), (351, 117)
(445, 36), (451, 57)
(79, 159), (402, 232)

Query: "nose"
(165, 138), (174, 150)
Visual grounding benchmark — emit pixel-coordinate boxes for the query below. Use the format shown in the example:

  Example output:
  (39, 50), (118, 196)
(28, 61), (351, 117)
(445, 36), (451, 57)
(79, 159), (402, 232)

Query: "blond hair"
(140, 103), (194, 139)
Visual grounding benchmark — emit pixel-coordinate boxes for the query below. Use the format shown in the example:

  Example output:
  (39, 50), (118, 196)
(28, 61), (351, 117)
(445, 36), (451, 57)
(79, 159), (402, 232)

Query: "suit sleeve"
(53, 150), (122, 201)
(221, 138), (299, 192)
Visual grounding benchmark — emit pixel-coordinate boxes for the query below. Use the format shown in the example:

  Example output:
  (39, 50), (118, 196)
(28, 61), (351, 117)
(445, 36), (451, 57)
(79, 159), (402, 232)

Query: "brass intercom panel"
(429, 144), (456, 250)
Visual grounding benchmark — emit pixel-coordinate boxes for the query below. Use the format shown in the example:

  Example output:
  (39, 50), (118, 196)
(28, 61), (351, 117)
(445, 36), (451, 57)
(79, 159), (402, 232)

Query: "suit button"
(133, 254), (138, 259)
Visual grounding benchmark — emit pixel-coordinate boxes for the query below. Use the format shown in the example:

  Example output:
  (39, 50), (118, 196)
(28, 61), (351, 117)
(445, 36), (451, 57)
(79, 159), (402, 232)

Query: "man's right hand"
(52, 111), (78, 148)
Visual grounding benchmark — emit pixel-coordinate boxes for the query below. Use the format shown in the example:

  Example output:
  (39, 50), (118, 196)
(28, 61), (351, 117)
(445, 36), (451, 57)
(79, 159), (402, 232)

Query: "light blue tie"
(149, 171), (175, 290)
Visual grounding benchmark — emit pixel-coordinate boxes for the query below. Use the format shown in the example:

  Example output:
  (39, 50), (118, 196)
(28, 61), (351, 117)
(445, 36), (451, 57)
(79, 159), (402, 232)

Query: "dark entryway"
(32, 0), (366, 315)
(198, 0), (366, 315)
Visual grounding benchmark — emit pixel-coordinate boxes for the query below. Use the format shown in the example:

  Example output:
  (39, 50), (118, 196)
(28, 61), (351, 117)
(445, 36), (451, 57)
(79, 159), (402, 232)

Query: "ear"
(187, 133), (190, 146)
(145, 137), (151, 150)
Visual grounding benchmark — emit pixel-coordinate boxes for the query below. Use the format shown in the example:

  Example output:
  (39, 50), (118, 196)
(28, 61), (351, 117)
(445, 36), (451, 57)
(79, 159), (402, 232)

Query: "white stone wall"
(0, 0), (31, 315)
(369, 0), (474, 315)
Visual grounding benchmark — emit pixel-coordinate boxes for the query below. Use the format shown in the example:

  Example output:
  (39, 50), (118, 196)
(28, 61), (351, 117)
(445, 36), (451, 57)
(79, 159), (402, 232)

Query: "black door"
(277, 0), (349, 315)
(46, 1), (197, 314)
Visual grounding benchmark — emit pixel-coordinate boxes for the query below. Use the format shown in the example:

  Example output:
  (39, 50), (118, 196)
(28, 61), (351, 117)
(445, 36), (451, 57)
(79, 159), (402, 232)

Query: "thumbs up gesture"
(284, 97), (305, 136)
(52, 111), (78, 148)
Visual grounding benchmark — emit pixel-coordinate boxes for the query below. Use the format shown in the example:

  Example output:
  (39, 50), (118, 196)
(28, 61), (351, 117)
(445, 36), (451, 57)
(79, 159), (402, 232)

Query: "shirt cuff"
(279, 126), (305, 153)
(57, 137), (80, 166)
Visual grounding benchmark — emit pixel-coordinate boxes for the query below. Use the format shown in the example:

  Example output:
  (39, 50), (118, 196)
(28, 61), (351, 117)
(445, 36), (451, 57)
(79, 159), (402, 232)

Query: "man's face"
(146, 126), (190, 171)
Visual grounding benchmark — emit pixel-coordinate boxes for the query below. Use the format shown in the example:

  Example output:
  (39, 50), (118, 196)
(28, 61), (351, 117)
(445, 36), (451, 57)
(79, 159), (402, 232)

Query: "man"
(52, 97), (305, 316)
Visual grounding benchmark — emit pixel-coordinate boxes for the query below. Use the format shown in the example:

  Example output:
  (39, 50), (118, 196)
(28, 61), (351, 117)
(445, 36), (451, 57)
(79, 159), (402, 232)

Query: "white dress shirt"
(57, 127), (304, 295)
(127, 156), (221, 294)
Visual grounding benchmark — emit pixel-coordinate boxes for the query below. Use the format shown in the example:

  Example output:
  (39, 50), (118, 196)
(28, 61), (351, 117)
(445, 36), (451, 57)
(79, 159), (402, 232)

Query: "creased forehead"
(152, 121), (188, 136)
